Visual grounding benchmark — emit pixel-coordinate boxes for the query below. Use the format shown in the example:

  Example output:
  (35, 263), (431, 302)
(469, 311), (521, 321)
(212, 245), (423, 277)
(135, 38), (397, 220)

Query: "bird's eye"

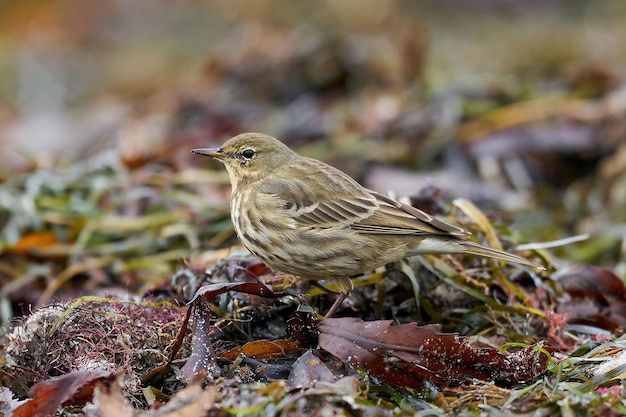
(241, 149), (255, 159)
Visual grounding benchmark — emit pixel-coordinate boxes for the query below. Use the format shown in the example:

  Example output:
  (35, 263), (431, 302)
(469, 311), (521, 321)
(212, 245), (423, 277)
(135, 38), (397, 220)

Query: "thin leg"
(324, 292), (347, 318)
(323, 276), (353, 318)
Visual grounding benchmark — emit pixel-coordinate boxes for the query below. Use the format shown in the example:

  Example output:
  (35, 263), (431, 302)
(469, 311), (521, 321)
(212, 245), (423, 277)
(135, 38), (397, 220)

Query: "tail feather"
(460, 241), (544, 270)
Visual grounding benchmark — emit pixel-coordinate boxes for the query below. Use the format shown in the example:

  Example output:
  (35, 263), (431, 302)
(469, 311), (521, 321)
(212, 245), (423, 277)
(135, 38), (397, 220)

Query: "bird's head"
(191, 133), (296, 185)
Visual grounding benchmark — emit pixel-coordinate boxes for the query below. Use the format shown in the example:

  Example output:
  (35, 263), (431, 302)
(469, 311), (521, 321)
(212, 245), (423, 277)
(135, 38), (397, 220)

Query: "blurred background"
(2, 1), (626, 169)
(1, 0), (625, 322)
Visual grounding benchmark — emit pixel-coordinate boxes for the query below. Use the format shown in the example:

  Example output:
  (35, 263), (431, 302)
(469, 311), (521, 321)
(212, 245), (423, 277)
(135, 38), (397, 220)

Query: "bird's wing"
(350, 192), (468, 237)
(257, 173), (376, 227)
(257, 162), (467, 238)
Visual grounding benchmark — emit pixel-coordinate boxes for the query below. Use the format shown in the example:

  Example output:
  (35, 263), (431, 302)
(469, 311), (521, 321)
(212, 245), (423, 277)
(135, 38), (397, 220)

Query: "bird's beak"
(191, 147), (225, 159)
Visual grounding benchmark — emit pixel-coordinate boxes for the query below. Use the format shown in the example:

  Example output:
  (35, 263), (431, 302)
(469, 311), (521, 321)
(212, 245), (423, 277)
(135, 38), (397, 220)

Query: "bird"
(192, 133), (543, 317)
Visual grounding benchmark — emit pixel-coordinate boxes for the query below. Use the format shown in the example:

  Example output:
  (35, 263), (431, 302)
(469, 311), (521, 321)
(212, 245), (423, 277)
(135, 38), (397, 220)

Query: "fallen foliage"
(318, 318), (549, 388)
(13, 371), (115, 417)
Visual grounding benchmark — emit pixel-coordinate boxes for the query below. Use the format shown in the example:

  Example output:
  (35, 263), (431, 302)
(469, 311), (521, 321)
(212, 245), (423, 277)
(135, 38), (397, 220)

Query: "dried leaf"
(99, 378), (216, 417)
(180, 296), (220, 382)
(287, 350), (335, 390)
(152, 384), (216, 417)
(220, 339), (304, 361)
(318, 318), (548, 388)
(91, 377), (134, 417)
(452, 198), (503, 251)
(188, 280), (288, 305)
(175, 280), (288, 381)
(287, 311), (320, 347)
(555, 265), (626, 331)
(13, 371), (114, 417)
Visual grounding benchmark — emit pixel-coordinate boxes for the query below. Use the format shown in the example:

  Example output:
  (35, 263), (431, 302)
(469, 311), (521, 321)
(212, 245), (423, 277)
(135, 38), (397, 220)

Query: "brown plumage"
(192, 133), (542, 316)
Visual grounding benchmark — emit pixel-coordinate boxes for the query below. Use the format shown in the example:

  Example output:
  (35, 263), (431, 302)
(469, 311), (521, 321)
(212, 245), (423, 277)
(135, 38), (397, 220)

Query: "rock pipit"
(193, 133), (542, 316)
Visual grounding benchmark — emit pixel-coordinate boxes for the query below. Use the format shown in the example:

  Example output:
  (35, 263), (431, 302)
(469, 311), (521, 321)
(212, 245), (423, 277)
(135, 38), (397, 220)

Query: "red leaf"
(14, 371), (114, 417)
(318, 318), (548, 388)
(189, 281), (287, 304)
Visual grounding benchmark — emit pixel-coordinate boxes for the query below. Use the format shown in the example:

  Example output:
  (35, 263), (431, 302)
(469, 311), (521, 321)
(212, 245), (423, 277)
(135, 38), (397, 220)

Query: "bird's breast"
(230, 188), (407, 278)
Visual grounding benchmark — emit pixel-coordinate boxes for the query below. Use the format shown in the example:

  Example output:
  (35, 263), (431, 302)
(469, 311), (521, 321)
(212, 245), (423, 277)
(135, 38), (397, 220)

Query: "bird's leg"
(323, 276), (353, 318)
(324, 293), (347, 319)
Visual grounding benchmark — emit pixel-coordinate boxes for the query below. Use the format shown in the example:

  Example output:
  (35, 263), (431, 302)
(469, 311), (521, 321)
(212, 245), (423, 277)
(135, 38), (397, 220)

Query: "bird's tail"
(460, 241), (544, 270)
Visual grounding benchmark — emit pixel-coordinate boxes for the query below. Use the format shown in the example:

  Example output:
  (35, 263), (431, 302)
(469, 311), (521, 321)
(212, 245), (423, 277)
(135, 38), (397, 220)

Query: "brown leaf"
(556, 265), (626, 300)
(219, 339), (304, 361)
(287, 311), (320, 347)
(13, 371), (114, 417)
(318, 318), (548, 388)
(555, 264), (626, 331)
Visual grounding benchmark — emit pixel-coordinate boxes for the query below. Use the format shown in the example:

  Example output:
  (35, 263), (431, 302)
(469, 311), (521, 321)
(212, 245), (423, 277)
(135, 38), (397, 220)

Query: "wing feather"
(257, 162), (466, 239)
(351, 192), (468, 237)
